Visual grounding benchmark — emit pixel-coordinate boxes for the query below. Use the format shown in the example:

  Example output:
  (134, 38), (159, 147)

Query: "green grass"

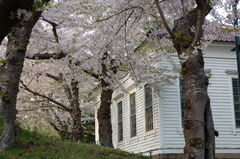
(0, 128), (148, 159)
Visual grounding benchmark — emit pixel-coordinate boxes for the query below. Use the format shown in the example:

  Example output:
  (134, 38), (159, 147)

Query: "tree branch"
(47, 108), (66, 132)
(82, 69), (100, 80)
(154, 0), (173, 36)
(20, 80), (72, 113)
(26, 52), (67, 60)
(181, 0), (186, 15)
(42, 17), (61, 43)
(46, 73), (73, 106)
(190, 1), (211, 48)
(96, 6), (143, 22)
(115, 10), (134, 35)
(195, 0), (204, 9)
(46, 73), (60, 81)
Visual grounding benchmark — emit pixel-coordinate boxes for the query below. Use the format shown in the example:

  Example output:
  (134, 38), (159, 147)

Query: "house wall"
(110, 74), (162, 154)
(205, 42), (240, 153)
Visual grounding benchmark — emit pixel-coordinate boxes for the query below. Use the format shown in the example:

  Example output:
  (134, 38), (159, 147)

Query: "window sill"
(231, 129), (240, 135)
(129, 136), (138, 143)
(144, 129), (156, 138)
(176, 128), (183, 135)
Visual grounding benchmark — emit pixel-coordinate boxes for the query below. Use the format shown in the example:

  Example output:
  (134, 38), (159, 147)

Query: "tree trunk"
(171, 3), (215, 158)
(70, 80), (84, 141)
(97, 87), (114, 147)
(85, 54), (116, 147)
(48, 120), (70, 139)
(0, 8), (44, 151)
(181, 50), (215, 159)
(0, 0), (34, 43)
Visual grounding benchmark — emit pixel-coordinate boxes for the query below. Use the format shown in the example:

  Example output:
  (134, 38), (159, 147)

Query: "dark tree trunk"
(84, 53), (116, 147)
(0, 7), (45, 151)
(97, 86), (114, 148)
(0, 0), (34, 43)
(171, 2), (215, 158)
(0, 26), (30, 151)
(70, 80), (84, 141)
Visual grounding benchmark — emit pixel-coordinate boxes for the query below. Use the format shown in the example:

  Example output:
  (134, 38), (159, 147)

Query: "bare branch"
(20, 80), (72, 113)
(42, 17), (61, 43)
(154, 0), (173, 36)
(26, 52), (67, 60)
(46, 73), (73, 105)
(115, 10), (134, 35)
(96, 6), (143, 22)
(18, 105), (65, 112)
(47, 108), (67, 134)
(82, 69), (100, 80)
(190, 1), (211, 48)
(46, 73), (61, 81)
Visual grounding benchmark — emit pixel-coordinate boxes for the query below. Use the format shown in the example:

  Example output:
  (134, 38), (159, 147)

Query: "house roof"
(204, 25), (239, 43)
(213, 31), (235, 42)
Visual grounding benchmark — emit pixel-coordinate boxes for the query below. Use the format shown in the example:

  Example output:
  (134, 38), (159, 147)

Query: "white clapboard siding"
(204, 43), (240, 149)
(111, 75), (161, 154)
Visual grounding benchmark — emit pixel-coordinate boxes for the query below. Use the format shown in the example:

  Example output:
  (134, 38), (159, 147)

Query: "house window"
(130, 93), (137, 137)
(180, 79), (185, 121)
(118, 101), (123, 141)
(232, 78), (240, 128)
(145, 85), (153, 131)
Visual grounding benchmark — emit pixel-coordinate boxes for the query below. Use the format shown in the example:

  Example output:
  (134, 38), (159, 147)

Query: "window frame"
(145, 84), (154, 132)
(117, 101), (123, 142)
(232, 78), (240, 128)
(129, 92), (137, 137)
(180, 78), (185, 125)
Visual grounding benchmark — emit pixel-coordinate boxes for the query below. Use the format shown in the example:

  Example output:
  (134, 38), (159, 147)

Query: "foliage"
(16, 58), (97, 141)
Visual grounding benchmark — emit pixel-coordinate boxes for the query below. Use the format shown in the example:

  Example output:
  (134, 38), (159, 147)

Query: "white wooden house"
(95, 35), (240, 158)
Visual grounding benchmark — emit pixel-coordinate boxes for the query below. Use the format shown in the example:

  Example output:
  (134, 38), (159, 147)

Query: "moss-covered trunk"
(171, 2), (215, 158)
(0, 8), (45, 151)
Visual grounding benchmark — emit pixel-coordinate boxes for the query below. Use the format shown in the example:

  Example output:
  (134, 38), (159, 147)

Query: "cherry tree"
(0, 0), (35, 43)
(151, 0), (238, 158)
(0, 0), (50, 151)
(23, 0), (177, 148)
(17, 59), (96, 141)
